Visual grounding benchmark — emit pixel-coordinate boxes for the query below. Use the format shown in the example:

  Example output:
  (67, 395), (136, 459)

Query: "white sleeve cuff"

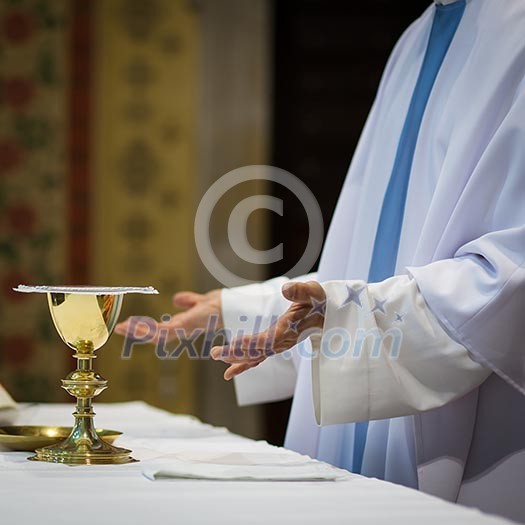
(312, 275), (491, 426)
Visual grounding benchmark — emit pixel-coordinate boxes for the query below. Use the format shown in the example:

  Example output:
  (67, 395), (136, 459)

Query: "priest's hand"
(211, 281), (326, 380)
(114, 289), (222, 344)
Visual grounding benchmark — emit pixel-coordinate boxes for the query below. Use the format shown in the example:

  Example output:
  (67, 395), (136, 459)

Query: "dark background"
(266, 0), (429, 445)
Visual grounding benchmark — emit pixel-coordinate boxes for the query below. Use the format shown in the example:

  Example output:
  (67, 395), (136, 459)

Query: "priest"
(116, 0), (525, 521)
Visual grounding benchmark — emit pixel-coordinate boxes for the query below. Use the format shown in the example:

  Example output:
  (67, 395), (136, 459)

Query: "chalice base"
(29, 435), (136, 465)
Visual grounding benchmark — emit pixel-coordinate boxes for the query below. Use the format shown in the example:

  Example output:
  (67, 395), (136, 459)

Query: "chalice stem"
(66, 341), (106, 447)
(71, 397), (99, 447)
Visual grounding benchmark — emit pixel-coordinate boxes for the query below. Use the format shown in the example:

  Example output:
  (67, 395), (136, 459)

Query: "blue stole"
(352, 0), (467, 474)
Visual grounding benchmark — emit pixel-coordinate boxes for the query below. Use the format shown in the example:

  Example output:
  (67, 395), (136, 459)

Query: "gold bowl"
(0, 426), (122, 452)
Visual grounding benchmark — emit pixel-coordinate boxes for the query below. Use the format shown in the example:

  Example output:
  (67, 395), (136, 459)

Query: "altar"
(0, 402), (514, 524)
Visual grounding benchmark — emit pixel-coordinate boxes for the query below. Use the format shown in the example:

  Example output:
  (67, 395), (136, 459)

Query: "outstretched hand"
(211, 281), (326, 380)
(114, 289), (222, 344)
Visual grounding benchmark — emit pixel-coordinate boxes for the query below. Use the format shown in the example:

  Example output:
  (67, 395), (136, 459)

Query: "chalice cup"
(14, 285), (158, 465)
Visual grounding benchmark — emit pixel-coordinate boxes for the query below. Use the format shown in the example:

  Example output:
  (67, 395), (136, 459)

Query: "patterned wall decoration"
(91, 0), (198, 414)
(0, 0), (199, 413)
(0, 0), (69, 401)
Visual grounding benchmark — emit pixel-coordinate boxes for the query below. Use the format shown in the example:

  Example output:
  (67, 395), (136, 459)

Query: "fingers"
(210, 329), (278, 364)
(114, 322), (128, 335)
(114, 316), (181, 345)
(115, 307), (202, 348)
(115, 318), (156, 338)
(224, 359), (264, 381)
(282, 281), (325, 304)
(172, 291), (204, 308)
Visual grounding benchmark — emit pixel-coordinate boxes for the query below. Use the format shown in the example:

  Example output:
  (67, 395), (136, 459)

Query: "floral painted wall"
(0, 0), (199, 412)
(0, 0), (69, 401)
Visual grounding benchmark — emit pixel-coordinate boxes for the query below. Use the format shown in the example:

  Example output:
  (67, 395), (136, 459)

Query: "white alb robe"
(222, 0), (525, 521)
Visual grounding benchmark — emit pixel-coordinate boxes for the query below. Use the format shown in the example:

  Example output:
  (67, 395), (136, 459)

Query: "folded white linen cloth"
(142, 450), (349, 481)
(0, 383), (16, 411)
(0, 384), (17, 425)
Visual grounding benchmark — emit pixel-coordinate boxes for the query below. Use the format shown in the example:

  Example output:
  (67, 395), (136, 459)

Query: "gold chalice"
(14, 285), (158, 465)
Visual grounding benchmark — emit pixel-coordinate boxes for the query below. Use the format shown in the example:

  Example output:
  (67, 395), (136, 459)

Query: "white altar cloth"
(0, 402), (515, 524)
